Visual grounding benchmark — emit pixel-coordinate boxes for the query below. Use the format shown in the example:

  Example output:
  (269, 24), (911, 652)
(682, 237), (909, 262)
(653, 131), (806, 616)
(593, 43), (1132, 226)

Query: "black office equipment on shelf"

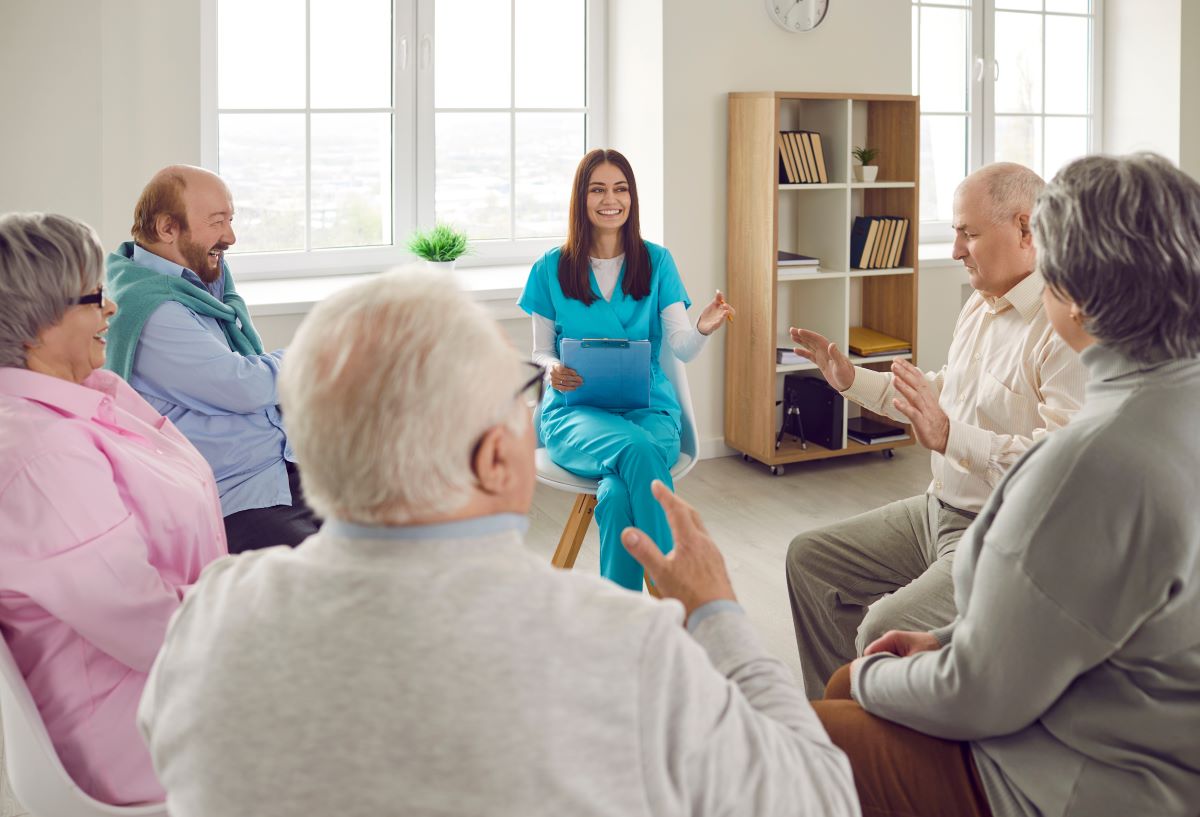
(781, 374), (844, 450)
(776, 398), (807, 450)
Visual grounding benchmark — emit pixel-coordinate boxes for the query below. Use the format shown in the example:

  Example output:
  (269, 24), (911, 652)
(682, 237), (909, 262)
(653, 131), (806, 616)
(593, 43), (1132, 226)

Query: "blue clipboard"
(560, 338), (651, 409)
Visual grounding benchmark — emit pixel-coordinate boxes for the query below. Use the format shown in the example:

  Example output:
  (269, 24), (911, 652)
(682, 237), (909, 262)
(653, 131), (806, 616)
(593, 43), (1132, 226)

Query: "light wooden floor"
(525, 447), (931, 681)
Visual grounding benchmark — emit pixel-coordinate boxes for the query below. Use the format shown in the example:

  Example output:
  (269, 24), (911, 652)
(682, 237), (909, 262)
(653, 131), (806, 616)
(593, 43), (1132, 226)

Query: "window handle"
(420, 34), (432, 71)
(974, 57), (984, 82)
(994, 59), (1000, 82)
(399, 36), (408, 71)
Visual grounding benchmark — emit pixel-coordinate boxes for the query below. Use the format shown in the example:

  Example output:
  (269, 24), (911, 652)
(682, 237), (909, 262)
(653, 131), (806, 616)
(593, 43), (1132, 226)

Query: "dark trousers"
(223, 461), (321, 554)
(810, 664), (993, 817)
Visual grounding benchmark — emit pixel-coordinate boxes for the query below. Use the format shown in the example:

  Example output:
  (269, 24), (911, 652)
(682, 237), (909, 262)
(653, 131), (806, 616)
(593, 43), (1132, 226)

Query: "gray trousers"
(786, 493), (976, 699)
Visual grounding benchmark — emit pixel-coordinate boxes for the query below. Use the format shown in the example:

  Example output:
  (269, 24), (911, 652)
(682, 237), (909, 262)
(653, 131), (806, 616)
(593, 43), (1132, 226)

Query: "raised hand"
(889, 358), (949, 454)
(788, 327), (855, 391)
(620, 480), (736, 617)
(697, 290), (737, 335)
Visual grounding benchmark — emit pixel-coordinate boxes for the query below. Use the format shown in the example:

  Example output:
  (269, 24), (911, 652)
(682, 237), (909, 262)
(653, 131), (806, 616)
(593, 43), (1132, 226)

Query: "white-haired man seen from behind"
(136, 268), (859, 817)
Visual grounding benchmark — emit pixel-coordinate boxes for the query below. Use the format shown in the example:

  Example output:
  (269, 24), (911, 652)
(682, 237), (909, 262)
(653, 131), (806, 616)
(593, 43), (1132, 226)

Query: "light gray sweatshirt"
(854, 345), (1200, 817)
(138, 514), (858, 817)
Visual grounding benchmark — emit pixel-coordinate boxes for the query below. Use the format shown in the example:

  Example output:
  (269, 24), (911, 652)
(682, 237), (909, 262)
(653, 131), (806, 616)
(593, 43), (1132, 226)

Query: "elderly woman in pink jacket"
(0, 212), (227, 805)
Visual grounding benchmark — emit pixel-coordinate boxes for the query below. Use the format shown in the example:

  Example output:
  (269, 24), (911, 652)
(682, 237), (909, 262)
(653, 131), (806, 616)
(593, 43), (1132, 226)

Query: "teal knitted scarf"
(104, 241), (263, 380)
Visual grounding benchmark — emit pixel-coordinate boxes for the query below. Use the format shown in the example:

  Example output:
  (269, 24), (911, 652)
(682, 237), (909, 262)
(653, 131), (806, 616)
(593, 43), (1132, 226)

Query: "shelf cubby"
(725, 91), (920, 470)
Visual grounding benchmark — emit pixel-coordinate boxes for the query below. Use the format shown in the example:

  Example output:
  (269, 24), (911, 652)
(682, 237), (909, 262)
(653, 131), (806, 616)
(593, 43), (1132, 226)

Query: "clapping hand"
(620, 481), (736, 618)
(788, 327), (855, 391)
(890, 358), (950, 454)
(697, 290), (736, 335)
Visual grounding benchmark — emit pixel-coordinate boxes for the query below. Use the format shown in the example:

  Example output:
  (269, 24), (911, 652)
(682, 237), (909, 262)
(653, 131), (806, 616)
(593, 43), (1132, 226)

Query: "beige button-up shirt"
(841, 270), (1087, 514)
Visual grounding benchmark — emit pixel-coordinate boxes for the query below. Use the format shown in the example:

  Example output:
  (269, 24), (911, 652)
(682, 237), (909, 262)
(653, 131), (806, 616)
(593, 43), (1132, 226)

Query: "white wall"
(1181, 0), (1200, 180)
(607, 0), (664, 243)
(0, 0), (203, 249)
(657, 0), (913, 454)
(98, 1), (203, 245)
(0, 1), (104, 227)
(1102, 0), (1182, 161)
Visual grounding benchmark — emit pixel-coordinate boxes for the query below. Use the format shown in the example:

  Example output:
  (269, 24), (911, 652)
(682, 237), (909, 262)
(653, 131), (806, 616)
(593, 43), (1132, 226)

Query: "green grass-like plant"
(407, 223), (470, 262)
(852, 145), (879, 166)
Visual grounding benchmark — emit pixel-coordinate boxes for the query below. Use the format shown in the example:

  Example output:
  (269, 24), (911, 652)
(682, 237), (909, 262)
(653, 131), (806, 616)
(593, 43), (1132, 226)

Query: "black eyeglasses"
(73, 284), (106, 308)
(517, 361), (545, 410)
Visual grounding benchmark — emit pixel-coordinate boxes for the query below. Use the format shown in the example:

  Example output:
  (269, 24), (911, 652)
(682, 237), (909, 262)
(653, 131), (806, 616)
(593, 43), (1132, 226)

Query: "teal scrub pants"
(542, 406), (680, 591)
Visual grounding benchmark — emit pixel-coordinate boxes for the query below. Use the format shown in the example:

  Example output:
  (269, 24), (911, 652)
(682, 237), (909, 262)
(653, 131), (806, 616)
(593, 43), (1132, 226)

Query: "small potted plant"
(407, 223), (470, 271)
(852, 146), (879, 183)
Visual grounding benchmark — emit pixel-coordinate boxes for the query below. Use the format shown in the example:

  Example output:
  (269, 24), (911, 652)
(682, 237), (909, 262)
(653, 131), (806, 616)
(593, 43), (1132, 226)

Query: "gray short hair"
(959, 162), (1046, 224)
(279, 266), (526, 524)
(1033, 153), (1200, 363)
(0, 213), (105, 369)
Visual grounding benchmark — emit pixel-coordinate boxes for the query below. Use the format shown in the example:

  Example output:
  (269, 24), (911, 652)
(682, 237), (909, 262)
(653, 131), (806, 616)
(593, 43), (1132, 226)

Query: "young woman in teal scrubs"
(518, 148), (734, 591)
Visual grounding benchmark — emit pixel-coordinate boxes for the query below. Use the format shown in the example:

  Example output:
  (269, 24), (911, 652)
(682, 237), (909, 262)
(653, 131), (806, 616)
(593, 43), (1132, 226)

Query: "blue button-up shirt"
(124, 245), (293, 517)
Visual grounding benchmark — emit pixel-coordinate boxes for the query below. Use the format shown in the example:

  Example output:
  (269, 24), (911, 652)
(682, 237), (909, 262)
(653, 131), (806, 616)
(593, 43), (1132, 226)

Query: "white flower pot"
(854, 165), (879, 183)
(425, 259), (457, 272)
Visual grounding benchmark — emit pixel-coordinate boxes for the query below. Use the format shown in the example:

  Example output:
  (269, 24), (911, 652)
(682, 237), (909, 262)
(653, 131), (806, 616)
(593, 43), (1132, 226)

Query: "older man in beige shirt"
(785, 162), (1088, 698)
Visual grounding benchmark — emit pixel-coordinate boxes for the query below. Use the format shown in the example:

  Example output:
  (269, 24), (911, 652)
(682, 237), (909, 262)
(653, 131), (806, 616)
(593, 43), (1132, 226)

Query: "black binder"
(783, 374), (845, 450)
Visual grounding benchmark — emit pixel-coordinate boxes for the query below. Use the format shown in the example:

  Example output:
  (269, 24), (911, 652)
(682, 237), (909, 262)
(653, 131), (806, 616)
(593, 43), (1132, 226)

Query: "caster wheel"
(775, 441), (781, 450)
(741, 453), (751, 462)
(770, 465), (786, 477)
(883, 449), (895, 460)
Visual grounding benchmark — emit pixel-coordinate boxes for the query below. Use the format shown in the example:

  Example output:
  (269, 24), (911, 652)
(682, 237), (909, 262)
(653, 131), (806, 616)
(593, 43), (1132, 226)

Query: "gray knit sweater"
(138, 514), (858, 817)
(853, 345), (1200, 817)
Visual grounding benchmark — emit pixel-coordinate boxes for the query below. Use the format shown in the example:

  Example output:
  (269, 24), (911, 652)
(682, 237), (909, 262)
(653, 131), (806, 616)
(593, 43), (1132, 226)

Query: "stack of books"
(847, 416), (911, 445)
(777, 130), (828, 184)
(776, 347), (806, 364)
(848, 326), (910, 357)
(777, 250), (820, 275)
(850, 216), (909, 269)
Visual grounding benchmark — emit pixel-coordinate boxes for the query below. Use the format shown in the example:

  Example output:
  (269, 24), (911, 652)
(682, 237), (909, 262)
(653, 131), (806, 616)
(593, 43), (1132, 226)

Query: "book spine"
(777, 132), (798, 184)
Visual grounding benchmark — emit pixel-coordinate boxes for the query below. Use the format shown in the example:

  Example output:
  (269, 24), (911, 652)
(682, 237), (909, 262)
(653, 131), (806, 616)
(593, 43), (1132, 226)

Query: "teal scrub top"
(518, 241), (691, 424)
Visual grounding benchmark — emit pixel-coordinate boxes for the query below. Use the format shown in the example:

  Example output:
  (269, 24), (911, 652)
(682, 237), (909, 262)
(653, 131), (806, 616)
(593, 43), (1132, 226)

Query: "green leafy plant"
(852, 146), (879, 166)
(406, 223), (470, 262)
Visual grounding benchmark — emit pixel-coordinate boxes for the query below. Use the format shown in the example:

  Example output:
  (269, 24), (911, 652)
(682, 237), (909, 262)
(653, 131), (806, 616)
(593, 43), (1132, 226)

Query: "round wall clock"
(766, 0), (830, 32)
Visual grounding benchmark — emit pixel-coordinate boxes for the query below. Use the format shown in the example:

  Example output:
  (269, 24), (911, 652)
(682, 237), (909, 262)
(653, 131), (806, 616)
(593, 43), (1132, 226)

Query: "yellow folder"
(848, 326), (910, 356)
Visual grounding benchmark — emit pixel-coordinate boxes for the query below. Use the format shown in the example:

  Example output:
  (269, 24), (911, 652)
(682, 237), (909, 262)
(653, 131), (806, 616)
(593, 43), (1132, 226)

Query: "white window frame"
(913, 0), (1103, 243)
(200, 0), (606, 281)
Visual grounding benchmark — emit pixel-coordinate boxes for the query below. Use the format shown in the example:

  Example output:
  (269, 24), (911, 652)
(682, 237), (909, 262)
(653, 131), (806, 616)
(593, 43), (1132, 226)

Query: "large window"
(912, 0), (1100, 237)
(203, 0), (603, 278)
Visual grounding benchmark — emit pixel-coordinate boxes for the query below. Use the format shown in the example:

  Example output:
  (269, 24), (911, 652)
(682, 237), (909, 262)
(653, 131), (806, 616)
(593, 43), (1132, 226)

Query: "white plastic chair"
(537, 344), (699, 571)
(0, 636), (166, 817)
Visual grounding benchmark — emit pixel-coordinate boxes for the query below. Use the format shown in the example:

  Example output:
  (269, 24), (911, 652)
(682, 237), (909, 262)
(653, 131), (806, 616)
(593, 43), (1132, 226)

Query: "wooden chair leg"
(550, 493), (597, 569)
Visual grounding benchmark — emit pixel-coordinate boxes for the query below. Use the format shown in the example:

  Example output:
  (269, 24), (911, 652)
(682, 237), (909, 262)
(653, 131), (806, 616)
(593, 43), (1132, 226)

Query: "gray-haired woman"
(809, 153), (1200, 817)
(0, 213), (226, 805)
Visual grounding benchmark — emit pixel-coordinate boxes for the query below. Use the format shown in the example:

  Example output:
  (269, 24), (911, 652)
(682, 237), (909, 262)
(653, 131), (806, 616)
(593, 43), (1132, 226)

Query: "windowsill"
(238, 264), (530, 316)
(241, 250), (962, 316)
(917, 243), (957, 267)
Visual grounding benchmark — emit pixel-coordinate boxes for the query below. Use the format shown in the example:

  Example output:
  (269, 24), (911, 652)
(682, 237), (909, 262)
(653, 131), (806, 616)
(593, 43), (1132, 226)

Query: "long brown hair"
(558, 149), (651, 305)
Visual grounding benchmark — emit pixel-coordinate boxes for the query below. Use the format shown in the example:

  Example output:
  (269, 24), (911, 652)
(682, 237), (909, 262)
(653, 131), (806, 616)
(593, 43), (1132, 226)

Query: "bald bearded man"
(105, 165), (319, 553)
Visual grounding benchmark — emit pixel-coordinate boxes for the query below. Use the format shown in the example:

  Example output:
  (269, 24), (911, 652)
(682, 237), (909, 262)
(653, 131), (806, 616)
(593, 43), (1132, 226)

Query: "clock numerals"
(767, 0), (829, 32)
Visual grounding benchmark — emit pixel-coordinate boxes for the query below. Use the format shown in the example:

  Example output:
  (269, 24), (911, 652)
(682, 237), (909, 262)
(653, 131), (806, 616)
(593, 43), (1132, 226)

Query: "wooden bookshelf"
(725, 91), (920, 475)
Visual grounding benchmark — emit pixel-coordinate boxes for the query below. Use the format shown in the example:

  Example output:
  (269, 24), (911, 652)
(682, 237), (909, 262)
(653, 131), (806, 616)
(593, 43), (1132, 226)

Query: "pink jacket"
(0, 367), (227, 805)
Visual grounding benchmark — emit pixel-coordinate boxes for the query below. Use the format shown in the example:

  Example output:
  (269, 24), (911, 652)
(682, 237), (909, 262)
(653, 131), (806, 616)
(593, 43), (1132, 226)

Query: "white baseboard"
(699, 437), (737, 460)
